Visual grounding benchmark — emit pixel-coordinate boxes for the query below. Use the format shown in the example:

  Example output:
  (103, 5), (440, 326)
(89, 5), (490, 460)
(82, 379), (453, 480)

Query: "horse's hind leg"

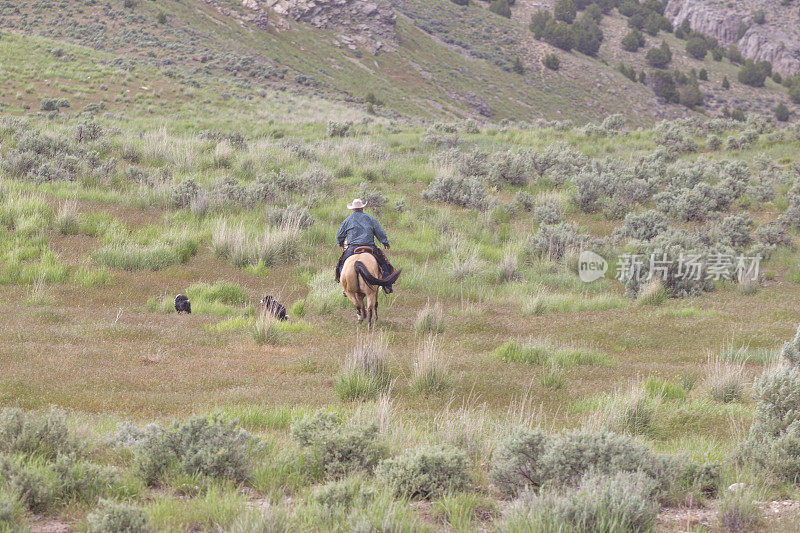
(365, 291), (378, 328)
(345, 292), (364, 322)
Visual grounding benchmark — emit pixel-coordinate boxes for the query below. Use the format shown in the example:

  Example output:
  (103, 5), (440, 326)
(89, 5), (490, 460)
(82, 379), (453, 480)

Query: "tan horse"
(340, 250), (401, 326)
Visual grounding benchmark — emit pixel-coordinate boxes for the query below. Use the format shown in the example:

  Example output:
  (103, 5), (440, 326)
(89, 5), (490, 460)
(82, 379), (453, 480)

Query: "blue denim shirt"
(336, 211), (389, 247)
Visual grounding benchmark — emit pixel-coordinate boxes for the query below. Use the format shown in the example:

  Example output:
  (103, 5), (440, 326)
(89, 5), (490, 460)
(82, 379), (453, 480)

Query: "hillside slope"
(0, 0), (797, 122)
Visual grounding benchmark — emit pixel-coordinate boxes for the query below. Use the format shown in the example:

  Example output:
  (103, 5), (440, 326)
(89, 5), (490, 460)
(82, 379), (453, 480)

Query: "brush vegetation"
(2, 10), (800, 528)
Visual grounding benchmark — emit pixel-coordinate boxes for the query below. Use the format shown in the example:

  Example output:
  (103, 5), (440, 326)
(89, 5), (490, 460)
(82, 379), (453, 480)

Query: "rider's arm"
(371, 217), (389, 248)
(336, 218), (349, 247)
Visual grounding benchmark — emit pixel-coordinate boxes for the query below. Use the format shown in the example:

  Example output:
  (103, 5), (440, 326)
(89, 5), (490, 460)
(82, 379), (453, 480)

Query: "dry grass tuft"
(411, 336), (450, 394)
(706, 352), (746, 403)
(414, 301), (445, 335)
(211, 218), (299, 268)
(334, 334), (392, 401)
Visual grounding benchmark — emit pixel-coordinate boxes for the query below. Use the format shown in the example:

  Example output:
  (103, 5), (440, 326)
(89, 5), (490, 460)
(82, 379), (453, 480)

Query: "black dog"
(259, 295), (287, 321)
(174, 294), (191, 314)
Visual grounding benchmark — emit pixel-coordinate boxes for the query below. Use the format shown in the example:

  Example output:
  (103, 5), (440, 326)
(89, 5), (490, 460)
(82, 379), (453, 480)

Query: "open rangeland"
(2, 7), (800, 531)
(2, 106), (800, 531)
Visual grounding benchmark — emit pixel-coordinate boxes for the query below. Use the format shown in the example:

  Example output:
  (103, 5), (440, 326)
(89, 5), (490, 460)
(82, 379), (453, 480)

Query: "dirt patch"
(31, 518), (73, 533)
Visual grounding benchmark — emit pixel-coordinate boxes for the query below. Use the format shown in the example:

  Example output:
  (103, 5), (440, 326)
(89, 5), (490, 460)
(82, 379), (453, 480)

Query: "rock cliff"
(243, 0), (396, 55)
(665, 0), (800, 75)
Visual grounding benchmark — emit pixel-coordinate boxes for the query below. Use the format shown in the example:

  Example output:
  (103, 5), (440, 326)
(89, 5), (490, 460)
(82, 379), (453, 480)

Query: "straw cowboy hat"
(347, 198), (368, 209)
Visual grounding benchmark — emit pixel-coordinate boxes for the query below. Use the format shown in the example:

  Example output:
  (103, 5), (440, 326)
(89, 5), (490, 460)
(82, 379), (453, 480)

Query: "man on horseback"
(335, 198), (395, 294)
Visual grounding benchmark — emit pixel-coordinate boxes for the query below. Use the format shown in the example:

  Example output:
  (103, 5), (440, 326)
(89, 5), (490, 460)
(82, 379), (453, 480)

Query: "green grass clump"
(93, 240), (197, 271)
(0, 194), (53, 235)
(664, 307), (717, 319)
(54, 200), (80, 235)
(251, 447), (321, 500)
(541, 365), (567, 390)
(0, 249), (68, 285)
(644, 376), (687, 400)
(145, 295), (174, 314)
(0, 486), (25, 530)
(492, 340), (548, 365)
(252, 312), (310, 346)
(306, 272), (347, 314)
(219, 405), (311, 431)
(706, 356), (745, 404)
(522, 291), (627, 316)
(78, 213), (127, 237)
(492, 339), (610, 367)
(289, 299), (306, 318)
(148, 282), (253, 317)
(252, 312), (283, 346)
(146, 484), (246, 532)
(411, 337), (450, 394)
(72, 266), (111, 288)
(186, 281), (248, 307)
(720, 346), (779, 364)
(205, 316), (252, 333)
(718, 486), (761, 532)
(334, 336), (391, 401)
(636, 280), (667, 306)
(432, 491), (495, 532)
(211, 219), (298, 268)
(334, 369), (391, 402)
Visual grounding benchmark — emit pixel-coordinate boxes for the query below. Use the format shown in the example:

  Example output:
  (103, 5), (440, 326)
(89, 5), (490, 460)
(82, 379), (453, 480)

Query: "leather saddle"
(352, 246), (373, 255)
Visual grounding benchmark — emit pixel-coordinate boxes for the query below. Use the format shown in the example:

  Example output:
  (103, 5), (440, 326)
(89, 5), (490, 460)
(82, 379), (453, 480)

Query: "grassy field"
(2, 100), (800, 529)
(2, 11), (800, 533)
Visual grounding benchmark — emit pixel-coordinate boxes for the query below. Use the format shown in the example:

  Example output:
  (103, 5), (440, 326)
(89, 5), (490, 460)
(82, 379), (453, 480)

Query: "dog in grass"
(174, 294), (191, 314)
(259, 295), (287, 321)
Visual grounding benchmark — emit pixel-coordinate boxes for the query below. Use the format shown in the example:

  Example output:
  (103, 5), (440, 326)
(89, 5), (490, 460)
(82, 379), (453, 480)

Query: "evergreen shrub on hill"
(646, 42), (672, 68)
(738, 60), (768, 87)
(621, 29), (645, 52)
(543, 53), (560, 70)
(489, 0), (511, 17)
(685, 36), (708, 59)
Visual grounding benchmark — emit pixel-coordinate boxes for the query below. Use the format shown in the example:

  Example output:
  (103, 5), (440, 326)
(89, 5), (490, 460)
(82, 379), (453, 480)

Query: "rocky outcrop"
(665, 0), (800, 75)
(206, 0), (277, 31)
(244, 0), (396, 54)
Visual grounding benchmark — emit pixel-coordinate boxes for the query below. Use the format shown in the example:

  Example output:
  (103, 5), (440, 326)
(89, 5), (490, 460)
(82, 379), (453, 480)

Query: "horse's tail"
(354, 261), (401, 287)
